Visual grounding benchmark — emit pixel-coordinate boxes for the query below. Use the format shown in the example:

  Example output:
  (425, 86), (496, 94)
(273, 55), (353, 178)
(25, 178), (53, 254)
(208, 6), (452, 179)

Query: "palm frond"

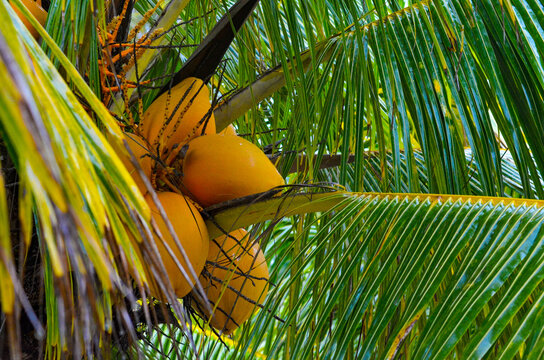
(215, 0), (544, 198)
(195, 192), (544, 359)
(314, 149), (541, 197)
(0, 3), (205, 357)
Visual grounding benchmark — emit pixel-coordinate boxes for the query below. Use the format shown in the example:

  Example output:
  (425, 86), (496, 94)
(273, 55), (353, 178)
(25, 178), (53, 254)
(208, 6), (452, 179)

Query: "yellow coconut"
(218, 124), (237, 136)
(145, 192), (209, 298)
(142, 77), (216, 156)
(196, 229), (269, 334)
(12, 0), (47, 39)
(181, 134), (285, 207)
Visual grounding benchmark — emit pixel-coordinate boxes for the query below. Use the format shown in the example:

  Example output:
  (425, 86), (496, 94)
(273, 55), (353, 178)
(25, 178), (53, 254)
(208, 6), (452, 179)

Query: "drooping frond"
(147, 191), (544, 359)
(0, 2), (209, 357)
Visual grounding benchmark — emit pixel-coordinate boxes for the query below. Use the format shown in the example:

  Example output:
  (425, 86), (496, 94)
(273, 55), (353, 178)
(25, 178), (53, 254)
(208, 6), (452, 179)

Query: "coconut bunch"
(120, 77), (283, 334)
(13, 0), (277, 336)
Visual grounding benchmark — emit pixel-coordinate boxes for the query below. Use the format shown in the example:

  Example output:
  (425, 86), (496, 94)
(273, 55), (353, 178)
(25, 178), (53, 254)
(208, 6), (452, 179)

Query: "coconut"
(195, 229), (268, 334)
(181, 134), (284, 207)
(218, 124), (237, 136)
(12, 0), (47, 40)
(142, 77), (216, 156)
(145, 191), (209, 298)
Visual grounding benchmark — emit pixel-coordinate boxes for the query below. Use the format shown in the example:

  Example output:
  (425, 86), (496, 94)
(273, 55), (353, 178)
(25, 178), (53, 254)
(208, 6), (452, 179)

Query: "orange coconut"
(142, 77), (216, 155)
(218, 124), (237, 136)
(12, 0), (47, 39)
(196, 229), (269, 334)
(120, 133), (153, 195)
(145, 192), (209, 298)
(181, 134), (285, 207)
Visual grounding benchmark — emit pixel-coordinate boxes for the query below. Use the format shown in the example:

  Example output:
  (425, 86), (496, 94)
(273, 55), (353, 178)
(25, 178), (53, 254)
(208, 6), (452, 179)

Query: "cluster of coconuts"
(121, 78), (284, 334)
(12, 0), (280, 335)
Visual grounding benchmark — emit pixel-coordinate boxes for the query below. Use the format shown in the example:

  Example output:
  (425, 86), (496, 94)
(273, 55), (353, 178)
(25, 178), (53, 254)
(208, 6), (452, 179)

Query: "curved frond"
(203, 192), (544, 359)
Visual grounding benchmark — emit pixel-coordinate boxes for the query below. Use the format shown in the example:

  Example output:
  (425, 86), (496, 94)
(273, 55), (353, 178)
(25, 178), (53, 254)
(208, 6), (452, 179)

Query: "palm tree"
(1, 0), (544, 358)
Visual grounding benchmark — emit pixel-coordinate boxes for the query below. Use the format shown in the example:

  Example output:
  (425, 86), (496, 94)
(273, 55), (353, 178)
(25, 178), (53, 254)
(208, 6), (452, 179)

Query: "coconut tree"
(1, 0), (544, 359)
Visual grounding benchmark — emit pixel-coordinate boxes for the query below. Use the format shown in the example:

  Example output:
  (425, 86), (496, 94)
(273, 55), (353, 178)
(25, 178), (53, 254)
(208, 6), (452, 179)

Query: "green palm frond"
(315, 148), (541, 196)
(135, 191), (544, 359)
(0, 1), (204, 357)
(216, 0), (544, 197)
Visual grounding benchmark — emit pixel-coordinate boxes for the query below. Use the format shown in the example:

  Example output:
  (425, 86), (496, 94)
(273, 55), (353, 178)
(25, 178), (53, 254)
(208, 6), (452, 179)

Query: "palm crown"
(1, 0), (544, 359)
